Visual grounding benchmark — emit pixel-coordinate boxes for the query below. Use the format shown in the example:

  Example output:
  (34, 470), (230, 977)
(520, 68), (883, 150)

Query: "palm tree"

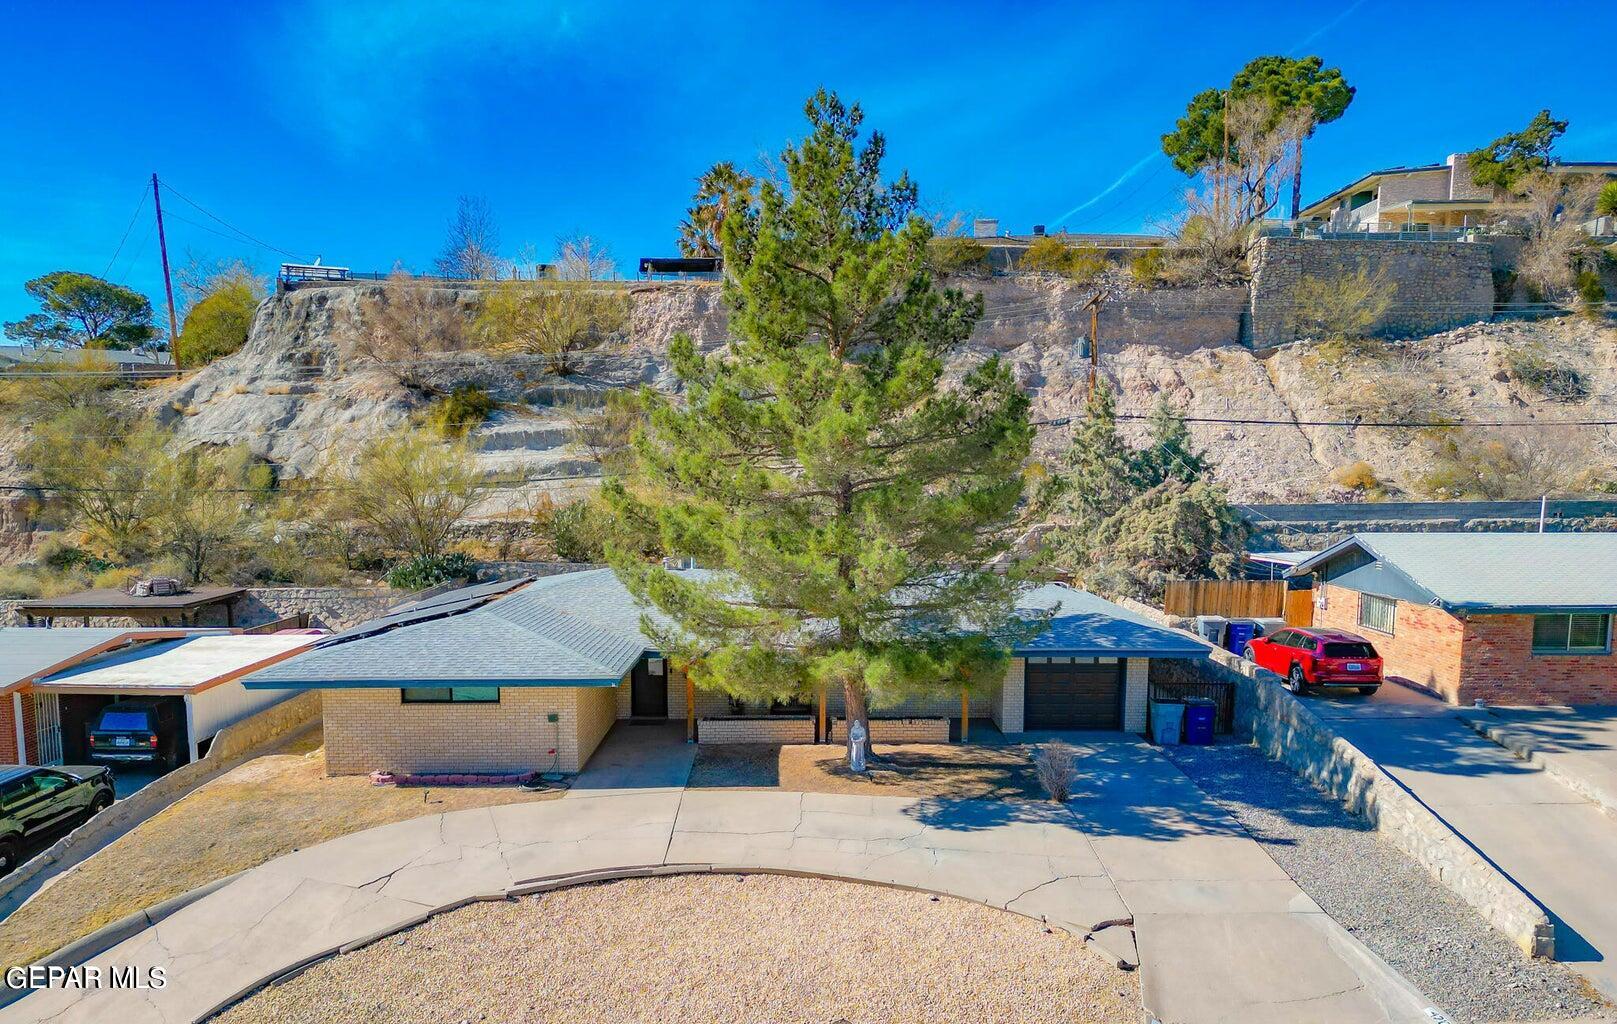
(677, 162), (756, 258)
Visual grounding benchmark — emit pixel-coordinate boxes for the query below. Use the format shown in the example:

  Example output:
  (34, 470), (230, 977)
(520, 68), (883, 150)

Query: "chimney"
(972, 217), (1000, 239)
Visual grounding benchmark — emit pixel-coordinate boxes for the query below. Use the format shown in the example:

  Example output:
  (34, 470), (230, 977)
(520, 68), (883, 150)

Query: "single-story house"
(1288, 532), (1617, 705)
(242, 569), (1208, 776)
(0, 344), (176, 379)
(0, 628), (312, 766)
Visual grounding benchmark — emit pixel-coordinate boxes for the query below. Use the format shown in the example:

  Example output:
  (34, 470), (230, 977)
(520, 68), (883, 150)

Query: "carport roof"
(35, 634), (318, 694)
(0, 628), (206, 695)
(1287, 532), (1617, 613)
(244, 570), (1208, 691)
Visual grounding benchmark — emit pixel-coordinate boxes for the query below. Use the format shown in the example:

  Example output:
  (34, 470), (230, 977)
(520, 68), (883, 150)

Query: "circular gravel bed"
(212, 874), (1139, 1024)
(1165, 742), (1608, 1024)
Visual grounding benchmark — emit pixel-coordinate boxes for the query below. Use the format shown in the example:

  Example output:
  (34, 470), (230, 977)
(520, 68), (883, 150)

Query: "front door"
(631, 656), (668, 718)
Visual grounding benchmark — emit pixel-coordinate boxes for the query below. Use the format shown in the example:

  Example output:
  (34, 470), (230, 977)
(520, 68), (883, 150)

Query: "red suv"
(1244, 627), (1382, 695)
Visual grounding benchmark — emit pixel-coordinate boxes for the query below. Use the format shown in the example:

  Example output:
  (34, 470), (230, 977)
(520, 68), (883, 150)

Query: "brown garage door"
(1024, 657), (1123, 730)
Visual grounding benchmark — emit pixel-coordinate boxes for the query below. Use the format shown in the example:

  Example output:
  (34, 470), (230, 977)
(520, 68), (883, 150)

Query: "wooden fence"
(1162, 579), (1287, 619)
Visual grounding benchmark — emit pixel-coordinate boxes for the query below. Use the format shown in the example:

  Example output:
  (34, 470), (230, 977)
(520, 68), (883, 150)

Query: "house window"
(1531, 614), (1611, 655)
(400, 687), (501, 704)
(1359, 594), (1396, 635)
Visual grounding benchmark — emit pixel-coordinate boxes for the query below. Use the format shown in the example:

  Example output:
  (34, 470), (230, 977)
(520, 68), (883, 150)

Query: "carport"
(31, 634), (315, 765)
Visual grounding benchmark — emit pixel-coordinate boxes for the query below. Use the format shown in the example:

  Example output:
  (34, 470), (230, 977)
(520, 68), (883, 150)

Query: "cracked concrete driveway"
(0, 739), (1436, 1024)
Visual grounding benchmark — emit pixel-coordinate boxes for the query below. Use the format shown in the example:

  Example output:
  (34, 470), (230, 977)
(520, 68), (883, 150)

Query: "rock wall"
(1248, 236), (1495, 346)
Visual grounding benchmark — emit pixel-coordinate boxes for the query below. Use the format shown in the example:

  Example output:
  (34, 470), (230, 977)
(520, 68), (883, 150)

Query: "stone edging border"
(33, 862), (1139, 1024)
(1458, 712), (1617, 818)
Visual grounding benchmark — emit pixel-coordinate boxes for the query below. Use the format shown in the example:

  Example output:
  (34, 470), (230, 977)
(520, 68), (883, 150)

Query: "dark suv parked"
(0, 765), (114, 873)
(88, 700), (182, 768)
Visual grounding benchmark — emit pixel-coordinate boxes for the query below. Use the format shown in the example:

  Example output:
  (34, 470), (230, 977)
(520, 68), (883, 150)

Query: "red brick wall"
(1314, 584), (1466, 702)
(0, 696), (17, 762)
(1315, 583), (1617, 705)
(1459, 614), (1617, 705)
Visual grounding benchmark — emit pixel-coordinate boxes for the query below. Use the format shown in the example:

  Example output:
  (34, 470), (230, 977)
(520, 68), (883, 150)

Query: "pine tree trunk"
(843, 678), (870, 772)
(1291, 136), (1304, 221)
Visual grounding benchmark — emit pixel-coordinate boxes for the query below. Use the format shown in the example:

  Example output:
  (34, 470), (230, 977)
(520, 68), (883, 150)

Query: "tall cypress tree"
(605, 91), (1032, 766)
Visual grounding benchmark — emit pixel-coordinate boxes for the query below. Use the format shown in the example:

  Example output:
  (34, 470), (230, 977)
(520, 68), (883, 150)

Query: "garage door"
(1024, 657), (1123, 730)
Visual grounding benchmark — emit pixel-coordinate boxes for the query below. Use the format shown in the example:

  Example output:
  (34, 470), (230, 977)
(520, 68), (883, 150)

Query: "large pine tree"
(604, 91), (1032, 766)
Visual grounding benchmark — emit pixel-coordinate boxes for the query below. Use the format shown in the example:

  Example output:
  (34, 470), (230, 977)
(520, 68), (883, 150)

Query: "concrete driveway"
(0, 739), (1435, 1024)
(1307, 685), (1617, 1002)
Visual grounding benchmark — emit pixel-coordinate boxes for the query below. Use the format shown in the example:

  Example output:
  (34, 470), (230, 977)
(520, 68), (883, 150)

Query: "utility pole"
(1085, 292), (1103, 400)
(152, 173), (179, 345)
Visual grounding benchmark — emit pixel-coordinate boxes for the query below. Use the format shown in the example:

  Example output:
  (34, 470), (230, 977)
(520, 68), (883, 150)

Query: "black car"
(88, 700), (182, 768)
(0, 765), (115, 873)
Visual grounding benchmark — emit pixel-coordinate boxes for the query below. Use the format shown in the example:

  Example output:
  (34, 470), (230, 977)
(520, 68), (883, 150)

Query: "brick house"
(243, 569), (1206, 776)
(1288, 533), (1617, 705)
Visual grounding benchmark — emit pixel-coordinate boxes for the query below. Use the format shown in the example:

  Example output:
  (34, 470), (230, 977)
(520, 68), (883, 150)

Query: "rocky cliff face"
(11, 277), (1617, 527)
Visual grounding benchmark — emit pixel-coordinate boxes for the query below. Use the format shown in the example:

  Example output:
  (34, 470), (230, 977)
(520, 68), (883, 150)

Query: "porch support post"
(817, 686), (827, 744)
(960, 688), (970, 744)
(685, 667), (696, 743)
(12, 692), (28, 766)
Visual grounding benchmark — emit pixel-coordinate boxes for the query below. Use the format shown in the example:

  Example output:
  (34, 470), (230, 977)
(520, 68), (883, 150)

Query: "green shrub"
(0, 567), (44, 600)
(1128, 247), (1169, 287)
(1503, 343), (1588, 401)
(546, 499), (610, 563)
(174, 281), (260, 368)
(426, 385), (496, 437)
(926, 236), (991, 277)
(39, 541), (113, 574)
(1018, 237), (1108, 282)
(1576, 269), (1606, 310)
(384, 552), (477, 590)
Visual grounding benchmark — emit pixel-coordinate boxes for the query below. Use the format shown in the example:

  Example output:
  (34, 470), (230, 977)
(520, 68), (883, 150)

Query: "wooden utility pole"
(151, 173), (179, 344)
(1085, 293), (1102, 399)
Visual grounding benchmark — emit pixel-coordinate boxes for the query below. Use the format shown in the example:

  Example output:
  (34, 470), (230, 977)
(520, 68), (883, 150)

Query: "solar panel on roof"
(314, 577), (532, 647)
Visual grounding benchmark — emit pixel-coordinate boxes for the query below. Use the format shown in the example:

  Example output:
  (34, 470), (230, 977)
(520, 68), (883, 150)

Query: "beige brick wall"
(323, 685), (616, 776)
(830, 717), (949, 743)
(697, 717), (815, 744)
(1123, 658), (1149, 733)
(996, 658), (1025, 733)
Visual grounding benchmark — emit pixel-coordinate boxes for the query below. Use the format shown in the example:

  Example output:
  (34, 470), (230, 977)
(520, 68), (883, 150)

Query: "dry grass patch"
(213, 874), (1139, 1024)
(690, 742), (1048, 801)
(0, 729), (560, 971)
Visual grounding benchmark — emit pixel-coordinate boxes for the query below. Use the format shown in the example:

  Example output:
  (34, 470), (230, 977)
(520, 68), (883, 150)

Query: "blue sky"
(2, 0), (1613, 327)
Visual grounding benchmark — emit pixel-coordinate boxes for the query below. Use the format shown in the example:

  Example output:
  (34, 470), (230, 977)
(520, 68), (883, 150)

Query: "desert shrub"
(1032, 743), (1078, 802)
(91, 566), (141, 591)
(1331, 461), (1381, 492)
(1018, 237), (1107, 282)
(1576, 270), (1606, 314)
(1288, 267), (1393, 343)
(384, 552), (477, 590)
(39, 540), (112, 575)
(174, 280), (260, 368)
(545, 498), (612, 563)
(427, 385), (496, 437)
(926, 235), (991, 277)
(1492, 269), (1519, 309)
(1129, 247), (1169, 287)
(1503, 344), (1588, 401)
(0, 567), (44, 600)
(1415, 426), (1588, 499)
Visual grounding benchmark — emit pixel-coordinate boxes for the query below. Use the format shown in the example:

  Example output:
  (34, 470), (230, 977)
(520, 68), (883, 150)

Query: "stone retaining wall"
(0, 587), (403, 631)
(1165, 646), (1555, 958)
(828, 717), (950, 743)
(697, 717), (815, 744)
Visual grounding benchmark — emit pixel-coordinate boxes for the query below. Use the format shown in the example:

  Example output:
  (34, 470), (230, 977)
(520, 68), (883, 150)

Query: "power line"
(102, 187), (149, 278)
(158, 180), (307, 261)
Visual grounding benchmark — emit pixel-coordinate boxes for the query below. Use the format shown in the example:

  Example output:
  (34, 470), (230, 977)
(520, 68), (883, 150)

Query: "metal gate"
(32, 693), (62, 765)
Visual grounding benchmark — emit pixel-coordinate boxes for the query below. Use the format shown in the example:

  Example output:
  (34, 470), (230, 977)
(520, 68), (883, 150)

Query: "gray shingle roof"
(245, 570), (1206, 690)
(1289, 532), (1617, 612)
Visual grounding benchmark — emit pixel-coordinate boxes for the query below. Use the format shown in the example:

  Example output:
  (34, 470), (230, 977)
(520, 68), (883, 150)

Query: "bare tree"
(1513, 171), (1603, 300)
(342, 269), (466, 392)
(554, 233), (616, 281)
(435, 196), (504, 280)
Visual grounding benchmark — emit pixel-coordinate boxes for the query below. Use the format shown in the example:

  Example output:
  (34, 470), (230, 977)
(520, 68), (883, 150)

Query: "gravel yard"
(1164, 742), (1607, 1024)
(211, 874), (1138, 1024)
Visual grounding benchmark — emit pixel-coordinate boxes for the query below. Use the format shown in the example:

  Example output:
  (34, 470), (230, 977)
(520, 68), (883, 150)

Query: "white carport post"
(11, 693), (27, 766)
(184, 695), (200, 764)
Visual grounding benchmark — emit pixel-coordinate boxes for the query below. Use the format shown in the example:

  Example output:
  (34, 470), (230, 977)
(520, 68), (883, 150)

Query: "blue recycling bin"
(1182, 696), (1216, 745)
(1224, 620), (1257, 655)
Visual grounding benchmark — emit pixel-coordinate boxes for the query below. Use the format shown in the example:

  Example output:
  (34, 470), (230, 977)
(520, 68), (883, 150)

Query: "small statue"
(847, 719), (868, 773)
